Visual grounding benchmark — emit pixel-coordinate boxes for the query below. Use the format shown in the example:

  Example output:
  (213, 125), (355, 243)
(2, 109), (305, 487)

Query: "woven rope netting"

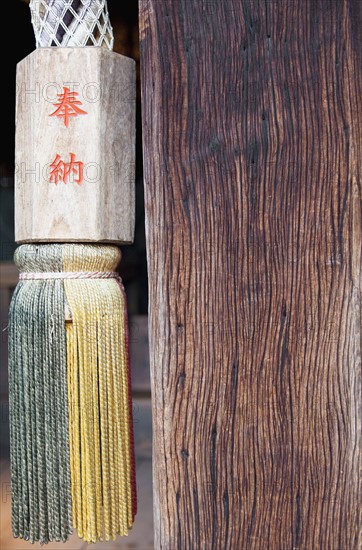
(29, 0), (114, 49)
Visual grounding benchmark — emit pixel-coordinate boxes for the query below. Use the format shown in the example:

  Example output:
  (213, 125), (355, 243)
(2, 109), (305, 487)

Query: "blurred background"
(0, 1), (153, 548)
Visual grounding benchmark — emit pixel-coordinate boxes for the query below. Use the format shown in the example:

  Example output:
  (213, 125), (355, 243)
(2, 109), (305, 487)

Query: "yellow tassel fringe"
(64, 245), (134, 542)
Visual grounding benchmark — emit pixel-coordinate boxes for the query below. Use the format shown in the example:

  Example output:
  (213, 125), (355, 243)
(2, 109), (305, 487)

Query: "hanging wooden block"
(15, 47), (136, 244)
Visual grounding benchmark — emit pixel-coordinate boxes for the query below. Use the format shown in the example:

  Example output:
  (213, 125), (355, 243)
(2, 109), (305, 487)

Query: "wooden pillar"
(139, 1), (360, 548)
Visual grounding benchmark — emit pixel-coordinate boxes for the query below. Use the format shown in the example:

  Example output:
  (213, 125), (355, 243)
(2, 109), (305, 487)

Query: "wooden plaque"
(15, 47), (136, 244)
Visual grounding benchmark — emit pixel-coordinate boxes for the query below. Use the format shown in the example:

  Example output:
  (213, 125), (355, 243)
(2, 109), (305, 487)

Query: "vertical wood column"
(139, 1), (361, 548)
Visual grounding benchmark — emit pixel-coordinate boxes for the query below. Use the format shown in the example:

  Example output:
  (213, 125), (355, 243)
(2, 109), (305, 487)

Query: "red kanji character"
(49, 153), (84, 185)
(49, 87), (87, 127)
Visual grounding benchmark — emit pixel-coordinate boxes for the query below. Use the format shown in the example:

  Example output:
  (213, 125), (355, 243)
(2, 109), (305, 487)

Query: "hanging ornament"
(9, 0), (137, 543)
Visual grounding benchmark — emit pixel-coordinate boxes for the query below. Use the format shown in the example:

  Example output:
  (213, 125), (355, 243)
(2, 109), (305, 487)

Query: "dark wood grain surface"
(139, 1), (361, 548)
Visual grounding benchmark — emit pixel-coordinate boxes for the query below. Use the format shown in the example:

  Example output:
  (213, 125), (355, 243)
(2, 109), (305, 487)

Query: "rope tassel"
(9, 244), (137, 544)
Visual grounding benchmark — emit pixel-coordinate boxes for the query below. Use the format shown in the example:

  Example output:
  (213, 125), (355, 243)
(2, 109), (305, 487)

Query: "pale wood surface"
(15, 47), (136, 244)
(140, 1), (361, 548)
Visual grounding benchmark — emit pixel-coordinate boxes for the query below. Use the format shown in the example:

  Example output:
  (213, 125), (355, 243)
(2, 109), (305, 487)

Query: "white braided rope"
(20, 271), (122, 280)
(29, 0), (114, 49)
